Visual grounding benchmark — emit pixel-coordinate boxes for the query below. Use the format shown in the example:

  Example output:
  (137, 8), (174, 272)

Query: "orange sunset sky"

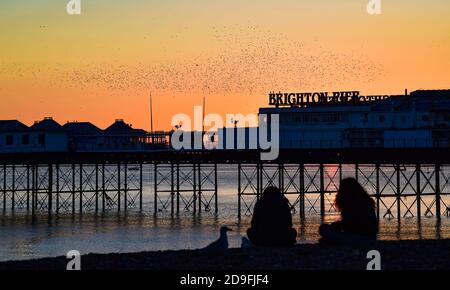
(1, 0), (450, 130)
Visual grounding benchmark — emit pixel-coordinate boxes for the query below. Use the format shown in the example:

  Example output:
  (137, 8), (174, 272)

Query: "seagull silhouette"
(202, 226), (232, 253)
(241, 236), (253, 248)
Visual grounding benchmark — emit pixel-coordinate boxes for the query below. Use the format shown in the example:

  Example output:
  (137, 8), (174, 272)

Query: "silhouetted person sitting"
(247, 186), (297, 246)
(319, 178), (378, 246)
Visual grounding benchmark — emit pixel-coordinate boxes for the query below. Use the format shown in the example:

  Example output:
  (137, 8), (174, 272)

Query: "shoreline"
(0, 239), (449, 270)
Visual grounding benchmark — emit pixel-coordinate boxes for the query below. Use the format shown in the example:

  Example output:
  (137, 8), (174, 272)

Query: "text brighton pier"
(268, 91), (389, 107)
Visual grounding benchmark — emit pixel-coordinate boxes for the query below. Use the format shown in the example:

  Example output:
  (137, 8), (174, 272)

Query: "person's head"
(262, 186), (282, 198)
(335, 178), (375, 212)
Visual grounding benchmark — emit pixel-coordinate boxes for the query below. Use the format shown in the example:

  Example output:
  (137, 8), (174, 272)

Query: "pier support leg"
(95, 164), (99, 213)
(48, 164), (53, 217)
(153, 163), (157, 217)
(279, 163), (284, 193)
(31, 164), (36, 218)
(238, 163), (241, 221)
(79, 164), (83, 214)
(12, 165), (15, 210)
(376, 164), (380, 219)
(416, 164), (421, 219)
(176, 163), (180, 215)
(171, 163), (174, 216)
(320, 164), (325, 217)
(117, 162), (121, 212)
(124, 162), (128, 211)
(396, 164), (401, 221)
(193, 164), (197, 215)
(435, 164), (441, 219)
(256, 163), (261, 201)
(299, 164), (305, 219)
(3, 164), (6, 212)
(197, 164), (202, 213)
(72, 164), (76, 214)
(139, 162), (143, 211)
(102, 163), (105, 212)
(27, 164), (30, 211)
(214, 163), (218, 214)
(56, 164), (60, 215)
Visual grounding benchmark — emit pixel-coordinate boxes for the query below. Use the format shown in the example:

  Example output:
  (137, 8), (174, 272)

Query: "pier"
(0, 148), (449, 221)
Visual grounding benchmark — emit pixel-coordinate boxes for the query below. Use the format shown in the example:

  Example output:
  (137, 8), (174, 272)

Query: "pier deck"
(0, 148), (449, 164)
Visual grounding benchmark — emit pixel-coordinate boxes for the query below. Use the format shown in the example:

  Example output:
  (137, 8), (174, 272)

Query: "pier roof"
(63, 122), (102, 135)
(0, 120), (28, 132)
(31, 117), (65, 131)
(105, 119), (147, 136)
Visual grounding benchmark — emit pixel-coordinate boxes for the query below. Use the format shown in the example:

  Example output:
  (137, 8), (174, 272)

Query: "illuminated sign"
(269, 91), (389, 107)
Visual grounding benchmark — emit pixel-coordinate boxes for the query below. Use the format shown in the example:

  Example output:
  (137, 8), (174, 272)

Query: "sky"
(0, 0), (449, 130)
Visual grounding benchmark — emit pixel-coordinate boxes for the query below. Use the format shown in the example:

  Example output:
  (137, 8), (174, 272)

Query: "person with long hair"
(319, 177), (378, 245)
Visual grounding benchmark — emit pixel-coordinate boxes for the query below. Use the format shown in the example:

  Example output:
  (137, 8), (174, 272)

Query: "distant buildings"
(2, 89), (449, 153)
(0, 118), (169, 153)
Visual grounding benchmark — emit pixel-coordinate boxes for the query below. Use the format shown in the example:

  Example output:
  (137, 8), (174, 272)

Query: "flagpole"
(202, 96), (206, 149)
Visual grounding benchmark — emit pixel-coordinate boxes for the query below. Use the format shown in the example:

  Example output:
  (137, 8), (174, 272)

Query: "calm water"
(0, 164), (449, 262)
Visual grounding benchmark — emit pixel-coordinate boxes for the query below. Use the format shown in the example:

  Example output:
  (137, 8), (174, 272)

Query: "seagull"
(241, 236), (254, 248)
(202, 226), (232, 253)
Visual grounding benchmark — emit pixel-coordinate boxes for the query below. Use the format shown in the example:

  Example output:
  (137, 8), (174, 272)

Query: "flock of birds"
(66, 28), (382, 96)
(1, 26), (383, 100)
